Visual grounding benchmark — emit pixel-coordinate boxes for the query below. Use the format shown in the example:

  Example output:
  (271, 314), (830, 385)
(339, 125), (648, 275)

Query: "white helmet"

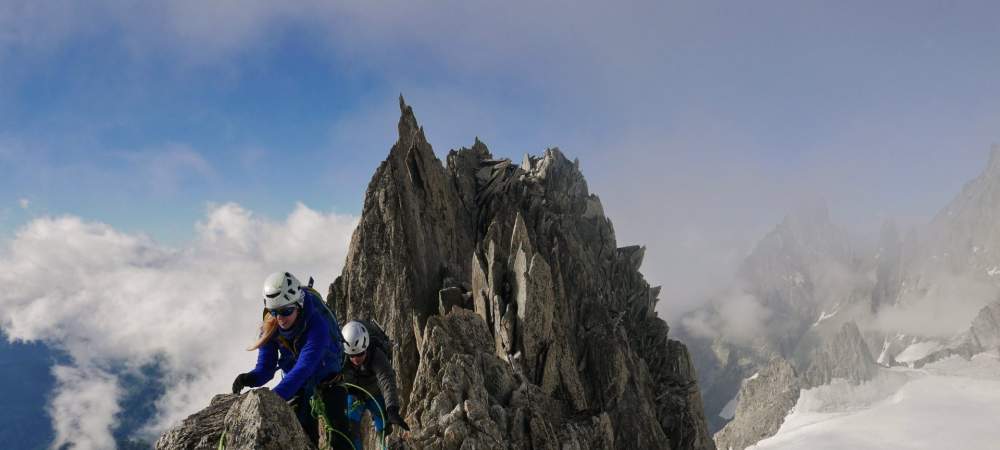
(342, 321), (369, 355)
(263, 271), (304, 310)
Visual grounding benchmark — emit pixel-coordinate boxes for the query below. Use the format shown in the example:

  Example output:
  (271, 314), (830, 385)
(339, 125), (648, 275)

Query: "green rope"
(340, 382), (388, 450)
(330, 427), (357, 450)
(217, 426), (227, 450)
(311, 385), (357, 450)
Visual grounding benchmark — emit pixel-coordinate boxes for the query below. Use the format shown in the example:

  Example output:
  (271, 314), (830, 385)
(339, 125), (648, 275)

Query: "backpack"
(303, 277), (345, 349)
(358, 318), (393, 360)
(270, 277), (345, 367)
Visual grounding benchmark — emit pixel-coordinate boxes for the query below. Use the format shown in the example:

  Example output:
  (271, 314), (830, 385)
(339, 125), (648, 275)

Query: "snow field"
(751, 353), (1000, 450)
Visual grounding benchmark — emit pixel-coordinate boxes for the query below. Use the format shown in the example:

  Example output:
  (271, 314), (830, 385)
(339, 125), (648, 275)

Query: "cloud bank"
(0, 202), (357, 448)
(875, 273), (1000, 338)
(680, 286), (774, 344)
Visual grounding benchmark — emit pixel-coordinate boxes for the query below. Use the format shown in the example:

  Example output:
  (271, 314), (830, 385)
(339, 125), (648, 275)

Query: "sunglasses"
(268, 306), (298, 317)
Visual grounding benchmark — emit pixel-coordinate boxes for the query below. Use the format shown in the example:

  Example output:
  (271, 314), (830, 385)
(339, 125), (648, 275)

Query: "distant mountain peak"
(923, 146), (1000, 273)
(397, 94), (419, 139)
(987, 144), (1000, 174)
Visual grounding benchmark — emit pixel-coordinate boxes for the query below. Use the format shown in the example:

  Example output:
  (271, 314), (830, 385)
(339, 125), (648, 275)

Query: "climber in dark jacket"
(231, 272), (350, 449)
(340, 320), (409, 448)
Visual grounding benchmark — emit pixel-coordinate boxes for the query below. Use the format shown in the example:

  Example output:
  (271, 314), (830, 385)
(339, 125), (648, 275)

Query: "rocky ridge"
(682, 204), (873, 433)
(683, 148), (1000, 450)
(707, 321), (876, 450)
(803, 321), (878, 387)
(156, 98), (715, 450)
(969, 300), (1000, 352)
(155, 390), (312, 450)
(328, 97), (713, 449)
(894, 300), (1000, 369)
(712, 358), (800, 450)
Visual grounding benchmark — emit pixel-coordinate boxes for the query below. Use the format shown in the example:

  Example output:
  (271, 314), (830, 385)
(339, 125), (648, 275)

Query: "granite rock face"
(680, 204), (872, 433)
(713, 358), (800, 450)
(405, 307), (616, 450)
(328, 97), (714, 449)
(155, 390), (313, 450)
(677, 146), (1000, 449)
(803, 321), (878, 387)
(970, 300), (1000, 353)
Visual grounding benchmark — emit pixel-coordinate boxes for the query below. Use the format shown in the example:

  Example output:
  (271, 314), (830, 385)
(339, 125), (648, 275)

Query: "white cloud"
(18, 198), (29, 209)
(875, 273), (999, 337)
(680, 287), (773, 343)
(717, 290), (773, 342)
(0, 202), (358, 448)
(680, 309), (718, 340)
(49, 366), (121, 450)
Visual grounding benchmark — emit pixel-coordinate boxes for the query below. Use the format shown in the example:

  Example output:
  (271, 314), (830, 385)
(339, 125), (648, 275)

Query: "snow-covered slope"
(751, 353), (1000, 450)
(894, 341), (944, 364)
(691, 150), (1000, 443)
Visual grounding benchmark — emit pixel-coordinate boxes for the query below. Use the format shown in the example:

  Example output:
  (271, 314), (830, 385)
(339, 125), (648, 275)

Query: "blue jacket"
(246, 289), (343, 399)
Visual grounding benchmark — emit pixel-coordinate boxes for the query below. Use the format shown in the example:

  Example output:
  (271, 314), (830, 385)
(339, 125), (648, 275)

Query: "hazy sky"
(3, 1), (1000, 319)
(3, 2), (1000, 447)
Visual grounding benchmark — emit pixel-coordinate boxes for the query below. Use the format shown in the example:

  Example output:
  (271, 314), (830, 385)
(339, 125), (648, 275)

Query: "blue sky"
(0, 22), (380, 241)
(2, 2), (1000, 447)
(2, 0), (1000, 312)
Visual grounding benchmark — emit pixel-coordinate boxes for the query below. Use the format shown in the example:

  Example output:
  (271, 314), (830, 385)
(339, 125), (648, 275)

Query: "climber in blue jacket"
(231, 271), (350, 448)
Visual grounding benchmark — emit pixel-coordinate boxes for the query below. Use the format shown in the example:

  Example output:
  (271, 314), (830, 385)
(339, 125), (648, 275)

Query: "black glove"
(232, 373), (252, 394)
(386, 406), (409, 432)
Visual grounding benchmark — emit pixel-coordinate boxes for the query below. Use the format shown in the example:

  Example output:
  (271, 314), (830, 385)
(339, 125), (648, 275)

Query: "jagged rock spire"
(157, 99), (716, 450)
(330, 101), (715, 449)
(397, 94), (421, 145)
